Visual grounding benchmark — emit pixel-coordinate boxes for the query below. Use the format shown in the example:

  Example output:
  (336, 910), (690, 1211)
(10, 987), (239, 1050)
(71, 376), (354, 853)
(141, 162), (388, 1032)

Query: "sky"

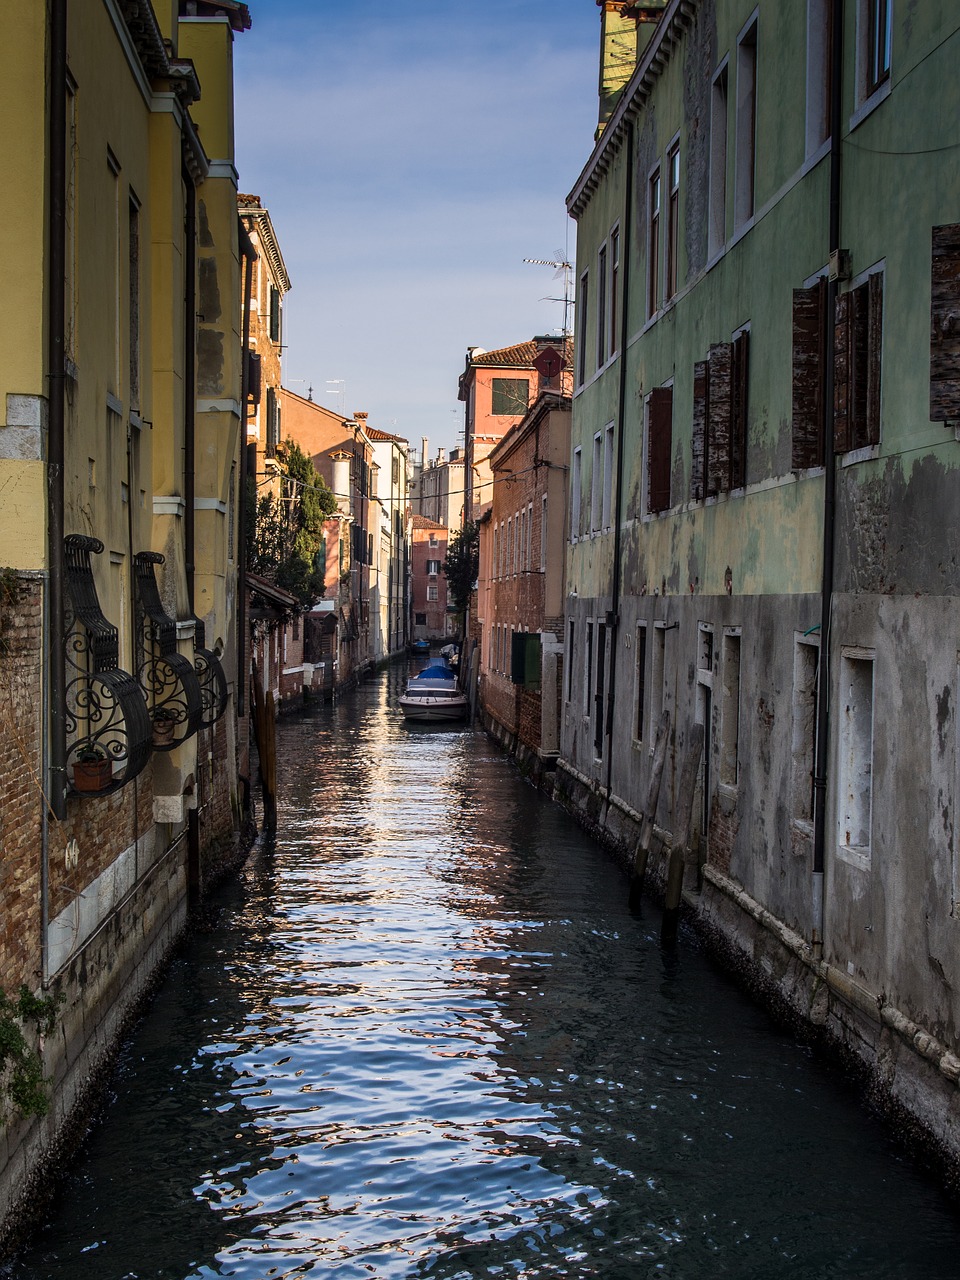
(232, 0), (600, 460)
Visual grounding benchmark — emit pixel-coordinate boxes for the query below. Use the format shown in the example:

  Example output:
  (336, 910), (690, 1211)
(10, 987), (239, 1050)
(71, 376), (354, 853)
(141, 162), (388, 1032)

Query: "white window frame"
(708, 60), (729, 259)
(852, 0), (892, 129)
(571, 447), (582, 540)
(836, 646), (876, 869)
(734, 12), (759, 231)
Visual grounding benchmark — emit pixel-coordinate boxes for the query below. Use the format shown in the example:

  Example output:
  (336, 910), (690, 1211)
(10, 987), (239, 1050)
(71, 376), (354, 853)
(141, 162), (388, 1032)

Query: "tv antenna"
(524, 250), (573, 337)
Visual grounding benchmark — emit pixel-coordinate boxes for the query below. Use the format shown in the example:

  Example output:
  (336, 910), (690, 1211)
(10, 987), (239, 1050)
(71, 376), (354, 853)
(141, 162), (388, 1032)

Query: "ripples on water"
(9, 665), (960, 1279)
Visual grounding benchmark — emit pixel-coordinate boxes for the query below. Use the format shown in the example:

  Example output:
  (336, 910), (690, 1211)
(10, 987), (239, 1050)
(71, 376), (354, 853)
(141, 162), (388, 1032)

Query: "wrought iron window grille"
(192, 616), (228, 728)
(63, 535), (152, 796)
(134, 551), (203, 751)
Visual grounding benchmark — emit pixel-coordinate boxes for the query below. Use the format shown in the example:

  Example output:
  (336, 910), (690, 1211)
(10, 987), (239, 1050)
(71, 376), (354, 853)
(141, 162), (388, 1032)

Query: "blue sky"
(233, 0), (599, 458)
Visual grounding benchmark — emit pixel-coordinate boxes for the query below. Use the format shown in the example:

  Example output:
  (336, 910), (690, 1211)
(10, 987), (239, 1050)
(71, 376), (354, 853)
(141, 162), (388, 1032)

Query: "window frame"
(647, 164), (662, 319)
(734, 14), (759, 230)
(666, 137), (681, 301)
(708, 61), (729, 259)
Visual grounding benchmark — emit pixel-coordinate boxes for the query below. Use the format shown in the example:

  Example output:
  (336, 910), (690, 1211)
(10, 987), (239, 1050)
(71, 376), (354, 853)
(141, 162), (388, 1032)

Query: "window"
(571, 447), (582, 538)
(692, 331), (749, 499)
(610, 228), (620, 357)
(666, 141), (680, 300)
(735, 19), (758, 228)
(650, 623), (667, 744)
(792, 276), (828, 468)
(427, 584), (438, 601)
(525, 502), (533, 569)
(540, 495), (548, 572)
(507, 517), (513, 575)
(601, 423), (614, 530)
(594, 622), (607, 758)
(806, 0), (833, 155)
(720, 632), (741, 788)
(931, 225), (960, 422)
(648, 167), (661, 318)
(491, 378), (529, 416)
(597, 243), (608, 366)
(709, 64), (728, 258)
(837, 649), (875, 863)
(591, 431), (603, 531)
(864, 0), (892, 98)
(792, 637), (820, 824)
(646, 387), (673, 515)
(128, 196), (140, 411)
(429, 533), (439, 546)
(493, 524), (500, 579)
(584, 621), (594, 716)
(266, 386), (279, 457)
(269, 285), (281, 344)
(834, 270), (883, 452)
(635, 623), (648, 743)
(426, 559), (441, 576)
(577, 272), (589, 386)
(415, 612), (427, 626)
(565, 618), (575, 702)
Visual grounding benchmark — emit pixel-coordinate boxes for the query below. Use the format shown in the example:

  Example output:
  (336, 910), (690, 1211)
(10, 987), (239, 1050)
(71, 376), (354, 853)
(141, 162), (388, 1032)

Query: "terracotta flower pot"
(73, 756), (112, 792)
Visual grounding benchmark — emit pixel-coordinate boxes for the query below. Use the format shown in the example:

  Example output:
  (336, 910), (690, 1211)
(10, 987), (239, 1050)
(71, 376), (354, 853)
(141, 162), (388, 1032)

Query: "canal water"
(9, 664), (960, 1279)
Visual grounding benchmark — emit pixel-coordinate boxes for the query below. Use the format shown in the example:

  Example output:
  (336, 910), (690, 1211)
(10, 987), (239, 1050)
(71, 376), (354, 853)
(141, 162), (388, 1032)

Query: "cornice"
(567, 0), (696, 219)
(238, 206), (291, 294)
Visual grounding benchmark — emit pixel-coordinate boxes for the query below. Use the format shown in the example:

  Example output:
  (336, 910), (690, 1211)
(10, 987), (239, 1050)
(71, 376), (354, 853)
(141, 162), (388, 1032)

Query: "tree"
(443, 521), (479, 618)
(246, 439), (337, 610)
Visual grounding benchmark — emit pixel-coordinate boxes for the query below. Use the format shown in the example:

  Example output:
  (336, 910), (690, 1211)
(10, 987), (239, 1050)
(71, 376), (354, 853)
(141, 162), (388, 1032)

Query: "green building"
(560, 0), (960, 1157)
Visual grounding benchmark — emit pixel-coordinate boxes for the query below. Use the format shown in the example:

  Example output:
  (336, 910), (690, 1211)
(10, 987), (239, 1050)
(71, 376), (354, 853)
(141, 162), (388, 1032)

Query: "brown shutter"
(792, 279), (825, 468)
(931, 223), (960, 421)
(851, 281), (870, 449)
(691, 360), (708, 501)
(833, 290), (852, 453)
(647, 386), (673, 514)
(865, 270), (883, 445)
(707, 342), (732, 494)
(731, 330), (749, 489)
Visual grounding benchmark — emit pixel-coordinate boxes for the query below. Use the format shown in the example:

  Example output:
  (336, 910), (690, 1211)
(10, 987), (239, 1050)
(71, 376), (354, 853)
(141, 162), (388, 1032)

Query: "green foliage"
(443, 521), (480, 616)
(246, 440), (338, 611)
(0, 566), (18, 658)
(0, 986), (62, 1119)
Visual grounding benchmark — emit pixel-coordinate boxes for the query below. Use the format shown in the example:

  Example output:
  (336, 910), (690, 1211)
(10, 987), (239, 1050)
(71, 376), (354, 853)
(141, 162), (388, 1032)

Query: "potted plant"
(152, 707), (177, 747)
(73, 744), (112, 793)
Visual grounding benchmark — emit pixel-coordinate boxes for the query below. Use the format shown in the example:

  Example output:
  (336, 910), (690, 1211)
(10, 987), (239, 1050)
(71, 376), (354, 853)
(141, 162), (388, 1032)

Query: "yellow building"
(0, 0), (250, 1235)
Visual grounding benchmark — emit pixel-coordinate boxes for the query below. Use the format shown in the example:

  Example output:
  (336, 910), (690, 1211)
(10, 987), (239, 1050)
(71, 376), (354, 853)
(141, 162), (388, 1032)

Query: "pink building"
(410, 516), (450, 643)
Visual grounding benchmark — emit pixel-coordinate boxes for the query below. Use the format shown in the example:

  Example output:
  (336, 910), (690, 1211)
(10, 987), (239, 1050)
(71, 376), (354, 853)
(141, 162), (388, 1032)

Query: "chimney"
(330, 450), (352, 517)
(437, 447), (446, 465)
(596, 1), (667, 138)
(421, 436), (429, 468)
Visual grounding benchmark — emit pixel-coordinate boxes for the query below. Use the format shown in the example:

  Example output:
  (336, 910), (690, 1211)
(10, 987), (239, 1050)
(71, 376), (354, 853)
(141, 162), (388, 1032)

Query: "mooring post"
(661, 722), (704, 946)
(629, 710), (670, 908)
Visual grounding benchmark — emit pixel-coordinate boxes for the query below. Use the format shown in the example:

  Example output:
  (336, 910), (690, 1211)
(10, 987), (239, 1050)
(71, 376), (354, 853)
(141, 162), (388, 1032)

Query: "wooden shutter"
(833, 290), (852, 453)
(731, 331), (749, 489)
(865, 270), (883, 446)
(792, 279), (825, 468)
(691, 360), (708, 500)
(647, 386), (673, 514)
(511, 631), (525, 685)
(707, 342), (732, 494)
(931, 224), (960, 421)
(850, 281), (870, 449)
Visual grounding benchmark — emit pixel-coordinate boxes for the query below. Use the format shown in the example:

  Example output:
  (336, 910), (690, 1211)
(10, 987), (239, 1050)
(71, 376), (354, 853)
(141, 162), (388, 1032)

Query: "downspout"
(811, 0), (844, 959)
(184, 157), (201, 902)
(44, 0), (68, 984)
(604, 115), (635, 799)
(237, 220), (256, 718)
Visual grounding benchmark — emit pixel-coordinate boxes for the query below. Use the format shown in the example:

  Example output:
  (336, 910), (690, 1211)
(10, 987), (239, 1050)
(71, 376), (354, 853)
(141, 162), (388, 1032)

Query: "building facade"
(0, 0), (249, 1235)
(561, 0), (960, 1160)
(477, 391), (571, 773)
(410, 516), (450, 643)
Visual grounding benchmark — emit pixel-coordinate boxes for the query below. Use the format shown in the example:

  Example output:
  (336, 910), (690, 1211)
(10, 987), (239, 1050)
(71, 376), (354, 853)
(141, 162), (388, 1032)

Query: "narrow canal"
(9, 664), (960, 1279)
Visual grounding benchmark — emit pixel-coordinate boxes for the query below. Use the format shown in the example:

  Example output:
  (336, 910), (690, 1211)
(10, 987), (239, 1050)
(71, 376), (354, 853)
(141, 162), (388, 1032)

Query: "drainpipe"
(603, 116), (635, 799)
(183, 158), (201, 902)
(811, 0), (844, 959)
(43, 0), (68, 986)
(237, 220), (256, 718)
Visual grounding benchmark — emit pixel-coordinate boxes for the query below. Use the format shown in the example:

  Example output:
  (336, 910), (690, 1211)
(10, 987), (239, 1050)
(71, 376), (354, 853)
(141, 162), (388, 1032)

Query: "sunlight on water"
(8, 666), (960, 1279)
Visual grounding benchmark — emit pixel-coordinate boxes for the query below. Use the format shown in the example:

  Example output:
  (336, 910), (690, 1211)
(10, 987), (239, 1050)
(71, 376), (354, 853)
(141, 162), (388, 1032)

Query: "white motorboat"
(398, 662), (468, 722)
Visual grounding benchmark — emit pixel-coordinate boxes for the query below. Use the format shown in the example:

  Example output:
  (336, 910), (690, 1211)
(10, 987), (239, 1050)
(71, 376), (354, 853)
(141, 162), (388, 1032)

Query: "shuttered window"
(706, 342), (731, 496)
(834, 272), (882, 452)
(691, 359), (708, 500)
(731, 330), (749, 489)
(792, 277), (827, 468)
(930, 223), (960, 422)
(647, 386), (673, 514)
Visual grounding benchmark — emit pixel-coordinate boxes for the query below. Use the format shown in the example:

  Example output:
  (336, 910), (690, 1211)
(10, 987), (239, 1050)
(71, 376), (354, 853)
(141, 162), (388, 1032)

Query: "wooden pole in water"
(661, 721), (704, 946)
(263, 689), (278, 827)
(629, 710), (670, 908)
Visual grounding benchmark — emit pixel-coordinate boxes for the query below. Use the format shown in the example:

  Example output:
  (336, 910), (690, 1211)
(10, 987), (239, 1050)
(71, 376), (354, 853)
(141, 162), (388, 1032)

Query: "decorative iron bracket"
(63, 535), (152, 796)
(193, 616), (228, 727)
(134, 551), (203, 751)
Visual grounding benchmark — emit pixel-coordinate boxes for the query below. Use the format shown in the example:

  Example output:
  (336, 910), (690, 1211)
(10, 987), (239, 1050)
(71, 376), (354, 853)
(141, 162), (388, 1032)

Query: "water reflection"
(8, 665), (960, 1279)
